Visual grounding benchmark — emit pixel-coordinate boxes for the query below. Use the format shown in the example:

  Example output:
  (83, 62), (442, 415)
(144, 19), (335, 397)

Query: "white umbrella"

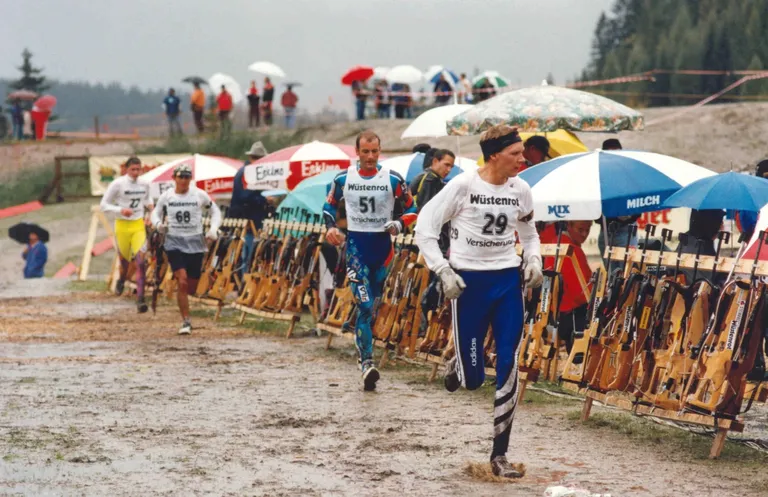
(373, 66), (390, 80)
(248, 61), (287, 78)
(386, 65), (423, 84)
(401, 104), (473, 139)
(208, 73), (244, 105)
(140, 154), (243, 199)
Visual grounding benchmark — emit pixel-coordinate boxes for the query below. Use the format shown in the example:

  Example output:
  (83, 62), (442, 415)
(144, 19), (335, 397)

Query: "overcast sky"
(2, 0), (614, 111)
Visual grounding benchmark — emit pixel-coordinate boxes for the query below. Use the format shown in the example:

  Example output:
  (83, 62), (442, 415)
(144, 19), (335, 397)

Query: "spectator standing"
(9, 100), (23, 140)
(543, 221), (593, 353)
(458, 73), (473, 103)
(262, 78), (275, 126)
(403, 84), (413, 118)
(216, 85), (234, 137)
(433, 74), (453, 105)
(393, 83), (412, 118)
(474, 79), (495, 102)
(281, 85), (299, 129)
(22, 231), (47, 279)
(375, 81), (391, 119)
(230, 141), (269, 280)
(247, 81), (261, 128)
(163, 88), (183, 138)
(522, 136), (550, 172)
(0, 106), (8, 139)
(190, 82), (206, 133)
(352, 80), (368, 121)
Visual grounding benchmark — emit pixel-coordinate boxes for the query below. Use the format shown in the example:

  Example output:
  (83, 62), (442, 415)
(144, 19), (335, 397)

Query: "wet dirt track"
(1, 290), (767, 496)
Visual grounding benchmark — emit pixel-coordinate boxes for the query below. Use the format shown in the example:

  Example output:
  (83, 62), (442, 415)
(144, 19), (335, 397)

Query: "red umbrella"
(8, 89), (38, 101)
(34, 95), (57, 112)
(341, 65), (374, 85)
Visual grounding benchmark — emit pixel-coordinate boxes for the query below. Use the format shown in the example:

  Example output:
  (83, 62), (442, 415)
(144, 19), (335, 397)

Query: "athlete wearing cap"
(100, 156), (153, 312)
(323, 130), (417, 391)
(151, 163), (222, 335)
(415, 124), (543, 478)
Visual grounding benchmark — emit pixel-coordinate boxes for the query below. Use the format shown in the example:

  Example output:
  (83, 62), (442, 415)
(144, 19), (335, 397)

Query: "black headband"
(480, 131), (522, 159)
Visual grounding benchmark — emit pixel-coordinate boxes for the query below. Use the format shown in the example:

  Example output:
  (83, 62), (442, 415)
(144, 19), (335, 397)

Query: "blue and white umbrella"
(381, 153), (479, 184)
(518, 150), (715, 221)
(425, 66), (460, 87)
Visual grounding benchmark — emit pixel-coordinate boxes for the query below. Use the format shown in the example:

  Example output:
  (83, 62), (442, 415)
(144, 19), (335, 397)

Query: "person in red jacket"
(281, 85), (299, 129)
(542, 220), (593, 352)
(216, 85), (234, 137)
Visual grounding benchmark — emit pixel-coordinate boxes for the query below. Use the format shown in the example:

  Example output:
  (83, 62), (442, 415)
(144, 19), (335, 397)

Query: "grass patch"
(67, 280), (108, 293)
(569, 410), (768, 464)
(18, 377), (36, 384)
(2, 454), (18, 462)
(0, 159), (90, 209)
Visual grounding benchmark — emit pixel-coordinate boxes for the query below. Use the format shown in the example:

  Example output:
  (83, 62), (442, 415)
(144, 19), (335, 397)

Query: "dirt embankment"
(1, 289), (767, 496)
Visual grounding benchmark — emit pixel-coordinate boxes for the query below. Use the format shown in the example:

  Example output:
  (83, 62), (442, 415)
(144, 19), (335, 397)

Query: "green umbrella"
(278, 170), (338, 223)
(471, 71), (510, 89)
(447, 82), (644, 135)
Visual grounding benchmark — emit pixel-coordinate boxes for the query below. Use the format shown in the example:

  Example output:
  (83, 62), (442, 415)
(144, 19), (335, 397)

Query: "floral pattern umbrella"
(447, 83), (644, 135)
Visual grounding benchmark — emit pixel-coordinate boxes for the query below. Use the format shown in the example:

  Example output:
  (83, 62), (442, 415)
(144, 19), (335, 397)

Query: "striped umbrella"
(140, 154), (243, 199)
(472, 71), (511, 89)
(244, 141), (358, 191)
(518, 150), (715, 221)
(381, 153), (479, 184)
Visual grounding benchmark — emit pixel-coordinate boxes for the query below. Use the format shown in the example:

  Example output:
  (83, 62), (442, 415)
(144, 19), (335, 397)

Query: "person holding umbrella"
(100, 156), (153, 313)
(10, 100), (23, 141)
(20, 229), (48, 278)
(262, 78), (275, 126)
(216, 85), (234, 137)
(415, 124), (543, 479)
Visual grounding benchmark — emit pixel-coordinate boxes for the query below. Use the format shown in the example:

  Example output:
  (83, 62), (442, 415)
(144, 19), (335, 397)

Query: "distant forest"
(581, 0), (768, 106)
(0, 79), (189, 131)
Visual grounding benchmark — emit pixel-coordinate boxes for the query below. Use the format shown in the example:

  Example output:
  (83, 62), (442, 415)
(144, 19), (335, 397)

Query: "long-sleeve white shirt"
(151, 186), (222, 253)
(415, 170), (541, 273)
(100, 175), (152, 221)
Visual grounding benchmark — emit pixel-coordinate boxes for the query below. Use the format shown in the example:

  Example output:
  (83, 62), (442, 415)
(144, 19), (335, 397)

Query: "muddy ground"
(1, 284), (767, 497)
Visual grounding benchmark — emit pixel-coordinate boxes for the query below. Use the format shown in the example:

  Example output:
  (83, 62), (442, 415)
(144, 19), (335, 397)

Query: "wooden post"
(79, 209), (100, 281)
(214, 302), (223, 321)
(94, 116), (100, 139)
(238, 311), (246, 325)
(517, 378), (529, 403)
(379, 348), (390, 368)
(709, 428), (728, 459)
(581, 396), (594, 422)
(325, 332), (334, 350)
(54, 158), (63, 202)
(285, 315), (299, 338)
(428, 363), (439, 383)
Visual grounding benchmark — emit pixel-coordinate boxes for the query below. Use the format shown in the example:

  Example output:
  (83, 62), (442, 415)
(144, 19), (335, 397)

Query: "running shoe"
(490, 455), (524, 479)
(137, 297), (148, 314)
(115, 279), (125, 296)
(361, 360), (380, 392)
(178, 320), (192, 335)
(444, 356), (460, 393)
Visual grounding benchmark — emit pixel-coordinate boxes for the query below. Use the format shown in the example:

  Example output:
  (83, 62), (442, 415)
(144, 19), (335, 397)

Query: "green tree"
(9, 48), (50, 94)
(740, 54), (768, 97)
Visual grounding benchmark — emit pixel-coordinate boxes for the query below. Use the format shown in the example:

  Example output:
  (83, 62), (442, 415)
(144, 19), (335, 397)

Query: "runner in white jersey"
(151, 164), (222, 335)
(415, 124), (543, 478)
(100, 157), (153, 312)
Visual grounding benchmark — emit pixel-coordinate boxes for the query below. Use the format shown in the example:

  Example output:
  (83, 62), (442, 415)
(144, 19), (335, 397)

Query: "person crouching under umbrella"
(22, 231), (48, 279)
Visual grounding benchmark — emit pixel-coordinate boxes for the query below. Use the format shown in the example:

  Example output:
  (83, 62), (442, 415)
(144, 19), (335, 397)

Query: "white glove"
(205, 229), (219, 241)
(156, 223), (168, 235)
(524, 255), (544, 288)
(383, 220), (403, 236)
(437, 266), (466, 300)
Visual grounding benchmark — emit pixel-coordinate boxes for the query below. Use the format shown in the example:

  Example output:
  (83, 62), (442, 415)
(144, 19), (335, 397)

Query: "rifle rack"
(560, 382), (744, 458)
(231, 303), (301, 338)
(188, 296), (224, 321)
